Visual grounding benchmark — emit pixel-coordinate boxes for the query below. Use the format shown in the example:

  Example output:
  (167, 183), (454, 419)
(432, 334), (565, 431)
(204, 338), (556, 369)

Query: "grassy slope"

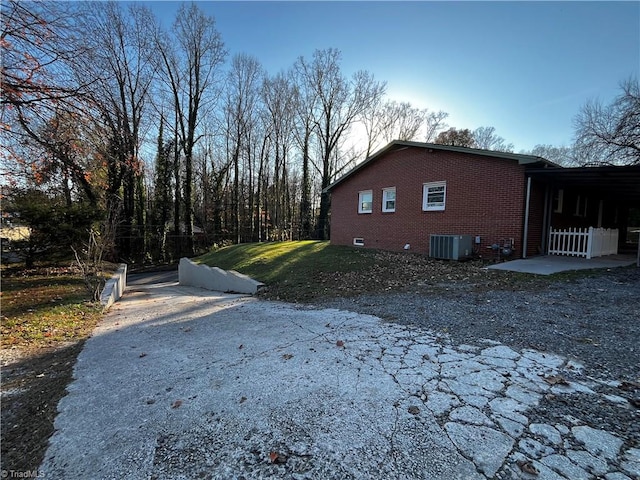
(195, 241), (378, 300)
(194, 240), (551, 302)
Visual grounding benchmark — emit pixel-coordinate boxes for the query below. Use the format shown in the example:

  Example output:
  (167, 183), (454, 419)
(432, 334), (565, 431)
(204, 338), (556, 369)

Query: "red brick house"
(325, 141), (640, 259)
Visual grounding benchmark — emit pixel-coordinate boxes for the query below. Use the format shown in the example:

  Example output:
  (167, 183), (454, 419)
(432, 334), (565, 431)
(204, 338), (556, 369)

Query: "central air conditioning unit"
(429, 234), (473, 260)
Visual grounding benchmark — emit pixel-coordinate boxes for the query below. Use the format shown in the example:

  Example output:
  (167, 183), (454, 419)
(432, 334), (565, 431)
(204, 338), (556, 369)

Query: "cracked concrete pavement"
(41, 281), (639, 479)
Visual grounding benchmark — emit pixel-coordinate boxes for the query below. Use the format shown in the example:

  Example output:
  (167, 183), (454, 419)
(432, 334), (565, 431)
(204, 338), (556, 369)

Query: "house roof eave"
(323, 140), (556, 193)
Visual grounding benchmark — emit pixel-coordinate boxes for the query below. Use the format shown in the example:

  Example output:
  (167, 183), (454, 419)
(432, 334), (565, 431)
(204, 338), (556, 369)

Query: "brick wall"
(329, 146), (534, 258)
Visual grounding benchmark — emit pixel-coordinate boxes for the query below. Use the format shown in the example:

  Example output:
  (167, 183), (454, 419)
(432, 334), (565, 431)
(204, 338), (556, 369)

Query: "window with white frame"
(358, 190), (373, 214)
(422, 181), (446, 211)
(382, 187), (396, 212)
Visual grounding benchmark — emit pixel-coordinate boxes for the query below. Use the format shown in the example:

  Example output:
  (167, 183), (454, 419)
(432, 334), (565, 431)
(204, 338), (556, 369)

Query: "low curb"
(100, 263), (127, 311)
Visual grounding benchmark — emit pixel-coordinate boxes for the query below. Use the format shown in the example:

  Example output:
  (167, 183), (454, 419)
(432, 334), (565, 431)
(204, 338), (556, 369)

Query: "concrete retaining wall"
(100, 263), (127, 311)
(178, 258), (264, 294)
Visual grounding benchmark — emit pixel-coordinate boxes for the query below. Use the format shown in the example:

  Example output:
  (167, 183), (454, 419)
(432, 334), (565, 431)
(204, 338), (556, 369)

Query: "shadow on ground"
(1, 342), (85, 473)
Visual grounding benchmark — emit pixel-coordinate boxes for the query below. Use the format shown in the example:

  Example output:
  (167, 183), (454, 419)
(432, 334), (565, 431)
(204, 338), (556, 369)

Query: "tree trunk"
(300, 133), (312, 238)
(183, 148), (194, 256)
(173, 124), (181, 259)
(317, 190), (331, 240)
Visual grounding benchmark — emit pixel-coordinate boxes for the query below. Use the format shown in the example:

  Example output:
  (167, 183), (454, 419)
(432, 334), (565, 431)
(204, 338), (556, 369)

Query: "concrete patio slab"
(487, 254), (637, 275)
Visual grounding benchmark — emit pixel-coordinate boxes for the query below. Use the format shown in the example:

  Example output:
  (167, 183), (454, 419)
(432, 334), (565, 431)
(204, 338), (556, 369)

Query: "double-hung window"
(422, 181), (446, 211)
(382, 187), (396, 213)
(358, 190), (373, 214)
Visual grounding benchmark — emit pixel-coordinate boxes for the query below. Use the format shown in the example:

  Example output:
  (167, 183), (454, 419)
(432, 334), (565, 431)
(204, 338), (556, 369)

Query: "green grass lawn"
(195, 241), (378, 300)
(1, 274), (103, 347)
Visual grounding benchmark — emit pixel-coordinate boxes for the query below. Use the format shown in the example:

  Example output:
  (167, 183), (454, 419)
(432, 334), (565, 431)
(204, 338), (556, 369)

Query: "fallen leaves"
(171, 400), (182, 409)
(269, 451), (287, 464)
(262, 248), (546, 303)
(407, 405), (420, 415)
(336, 340), (344, 348)
(282, 353), (293, 360)
(619, 381), (640, 408)
(517, 459), (539, 475)
(542, 374), (569, 386)
(619, 380), (640, 391)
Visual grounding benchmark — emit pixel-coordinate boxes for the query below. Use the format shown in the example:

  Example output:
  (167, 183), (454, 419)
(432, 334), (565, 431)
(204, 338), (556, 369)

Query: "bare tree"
(473, 126), (514, 152)
(151, 114), (174, 260)
(195, 121), (233, 245)
(291, 63), (319, 238)
(358, 93), (386, 159)
(424, 110), (449, 143)
(391, 102), (427, 142)
(261, 71), (297, 240)
(361, 100), (423, 157)
(224, 53), (263, 243)
(528, 144), (578, 166)
(77, 1), (158, 258)
(296, 48), (386, 239)
(360, 101), (448, 154)
(574, 77), (640, 165)
(156, 3), (227, 254)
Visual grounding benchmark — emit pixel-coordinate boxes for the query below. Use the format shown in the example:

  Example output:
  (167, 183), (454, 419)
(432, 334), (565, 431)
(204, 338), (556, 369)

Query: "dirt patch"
(259, 250), (547, 302)
(1, 342), (84, 473)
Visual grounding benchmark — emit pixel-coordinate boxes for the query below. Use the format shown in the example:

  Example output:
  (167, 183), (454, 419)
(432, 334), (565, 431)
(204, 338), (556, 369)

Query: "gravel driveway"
(320, 267), (640, 382)
(40, 266), (639, 479)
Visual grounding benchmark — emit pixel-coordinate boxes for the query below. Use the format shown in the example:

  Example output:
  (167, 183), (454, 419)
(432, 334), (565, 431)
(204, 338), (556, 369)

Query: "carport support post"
(541, 185), (550, 254)
(522, 176), (531, 258)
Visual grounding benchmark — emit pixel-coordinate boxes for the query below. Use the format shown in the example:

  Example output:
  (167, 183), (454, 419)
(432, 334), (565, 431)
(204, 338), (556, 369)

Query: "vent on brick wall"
(429, 235), (473, 260)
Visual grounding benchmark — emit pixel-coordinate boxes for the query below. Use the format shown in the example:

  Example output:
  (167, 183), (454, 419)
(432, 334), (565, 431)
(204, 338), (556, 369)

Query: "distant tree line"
(2, 1), (637, 264)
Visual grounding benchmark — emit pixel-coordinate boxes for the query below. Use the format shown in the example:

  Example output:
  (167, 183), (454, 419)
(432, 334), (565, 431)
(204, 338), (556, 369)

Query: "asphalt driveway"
(40, 279), (639, 479)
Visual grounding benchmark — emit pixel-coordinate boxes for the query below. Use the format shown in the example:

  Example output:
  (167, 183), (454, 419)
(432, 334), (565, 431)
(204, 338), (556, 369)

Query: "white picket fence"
(548, 227), (618, 259)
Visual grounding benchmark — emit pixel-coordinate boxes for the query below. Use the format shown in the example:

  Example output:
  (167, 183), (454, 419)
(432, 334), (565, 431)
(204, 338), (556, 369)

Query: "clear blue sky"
(143, 1), (639, 152)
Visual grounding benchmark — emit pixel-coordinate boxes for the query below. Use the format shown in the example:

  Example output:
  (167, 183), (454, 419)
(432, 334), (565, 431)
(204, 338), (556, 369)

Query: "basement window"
(382, 187), (396, 212)
(422, 181), (446, 211)
(358, 190), (373, 214)
(353, 237), (365, 246)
